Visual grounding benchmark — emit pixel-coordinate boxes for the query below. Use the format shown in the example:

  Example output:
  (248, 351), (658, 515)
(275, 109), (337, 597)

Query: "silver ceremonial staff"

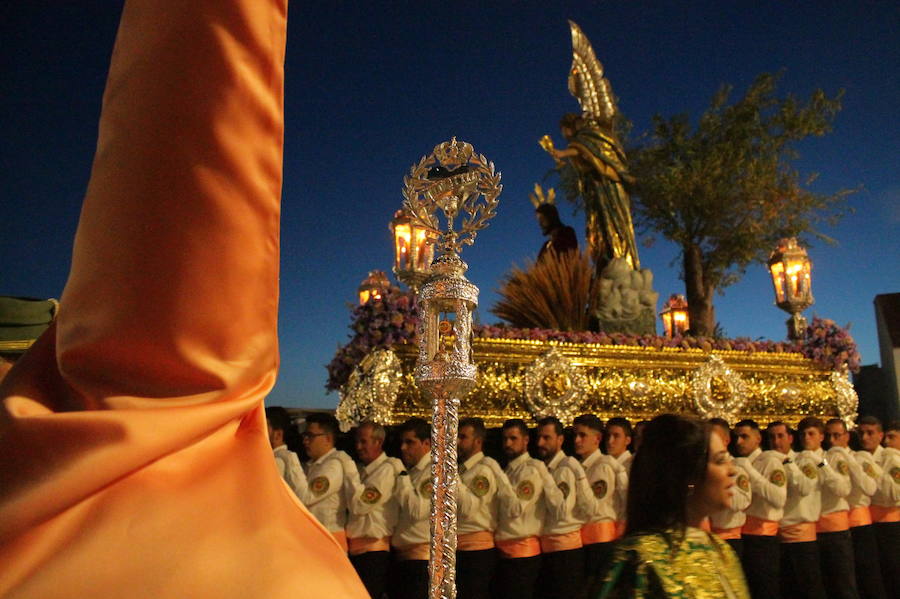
(402, 138), (501, 599)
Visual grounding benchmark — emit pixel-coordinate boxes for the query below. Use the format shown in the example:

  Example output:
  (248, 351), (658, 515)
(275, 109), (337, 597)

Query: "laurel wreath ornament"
(402, 138), (501, 256)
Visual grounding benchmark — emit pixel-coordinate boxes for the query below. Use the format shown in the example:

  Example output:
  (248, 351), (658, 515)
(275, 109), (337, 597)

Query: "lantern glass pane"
(394, 224), (411, 271)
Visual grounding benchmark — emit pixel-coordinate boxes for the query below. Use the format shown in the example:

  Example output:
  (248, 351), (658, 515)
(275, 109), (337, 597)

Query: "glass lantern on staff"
(402, 137), (501, 599)
(390, 208), (438, 292)
(767, 237), (814, 340)
(659, 293), (690, 338)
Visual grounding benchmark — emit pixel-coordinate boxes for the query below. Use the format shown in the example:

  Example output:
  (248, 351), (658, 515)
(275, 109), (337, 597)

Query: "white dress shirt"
(541, 451), (583, 535)
(850, 449), (882, 508)
(820, 446), (852, 516)
(391, 453), (432, 549)
(496, 452), (561, 541)
(305, 448), (353, 532)
(345, 451), (403, 540)
(739, 448), (787, 522)
(871, 446), (900, 508)
(273, 444), (309, 502)
(575, 449), (619, 523)
(612, 450), (632, 522)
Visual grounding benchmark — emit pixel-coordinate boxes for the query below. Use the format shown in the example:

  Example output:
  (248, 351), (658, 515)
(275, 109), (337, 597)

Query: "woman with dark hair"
(598, 414), (750, 598)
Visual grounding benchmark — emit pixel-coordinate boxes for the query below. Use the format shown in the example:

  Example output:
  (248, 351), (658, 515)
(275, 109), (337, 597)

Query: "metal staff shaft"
(428, 392), (459, 599)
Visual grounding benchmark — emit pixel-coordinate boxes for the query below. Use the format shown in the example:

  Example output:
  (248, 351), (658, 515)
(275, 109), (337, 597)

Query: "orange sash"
(870, 505), (900, 523)
(581, 521), (617, 545)
(780, 522), (817, 543)
(348, 536), (391, 556)
(742, 515), (779, 536)
(816, 511), (849, 533)
(699, 518), (712, 532)
(615, 521), (626, 539)
(848, 506), (872, 528)
(457, 530), (495, 551)
(713, 526), (743, 540)
(495, 536), (541, 559)
(394, 543), (429, 561)
(539, 530), (583, 553)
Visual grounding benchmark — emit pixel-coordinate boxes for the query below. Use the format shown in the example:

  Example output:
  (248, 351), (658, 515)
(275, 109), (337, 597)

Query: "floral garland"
(325, 288), (418, 392)
(325, 292), (861, 391)
(800, 316), (861, 373)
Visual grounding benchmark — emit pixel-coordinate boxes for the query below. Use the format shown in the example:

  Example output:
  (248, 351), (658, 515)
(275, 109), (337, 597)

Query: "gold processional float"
(333, 22), (859, 599)
(335, 21), (858, 438)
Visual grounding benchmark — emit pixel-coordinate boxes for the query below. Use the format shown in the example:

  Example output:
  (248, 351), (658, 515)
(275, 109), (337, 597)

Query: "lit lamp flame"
(767, 238), (814, 340)
(357, 270), (391, 306)
(659, 293), (690, 338)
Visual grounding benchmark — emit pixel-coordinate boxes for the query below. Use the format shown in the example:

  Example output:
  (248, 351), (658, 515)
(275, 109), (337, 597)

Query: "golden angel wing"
(567, 20), (617, 123)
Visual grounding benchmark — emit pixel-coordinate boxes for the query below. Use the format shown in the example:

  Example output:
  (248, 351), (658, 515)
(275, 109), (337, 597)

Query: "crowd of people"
(265, 408), (900, 599)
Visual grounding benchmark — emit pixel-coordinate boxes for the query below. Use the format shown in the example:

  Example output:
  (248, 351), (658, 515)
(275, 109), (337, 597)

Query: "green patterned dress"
(597, 527), (750, 599)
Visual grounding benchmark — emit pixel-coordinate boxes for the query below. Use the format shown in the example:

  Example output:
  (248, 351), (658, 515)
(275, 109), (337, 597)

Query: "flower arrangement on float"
(325, 291), (861, 392)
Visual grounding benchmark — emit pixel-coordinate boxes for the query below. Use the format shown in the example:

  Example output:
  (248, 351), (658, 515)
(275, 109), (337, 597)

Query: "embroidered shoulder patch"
(837, 460), (849, 476)
(310, 476), (330, 495)
(862, 461), (877, 478)
(802, 463), (818, 480)
(592, 480), (608, 499)
(770, 469), (786, 487)
(891, 466), (900, 485)
(471, 475), (490, 497)
(419, 479), (431, 497)
(362, 487), (382, 504)
(516, 480), (535, 500)
(737, 474), (750, 492)
(558, 481), (570, 498)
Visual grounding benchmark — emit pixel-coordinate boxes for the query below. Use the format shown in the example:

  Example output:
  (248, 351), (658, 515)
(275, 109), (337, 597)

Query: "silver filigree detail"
(524, 348), (587, 426)
(336, 349), (402, 432)
(691, 354), (748, 423)
(830, 367), (859, 431)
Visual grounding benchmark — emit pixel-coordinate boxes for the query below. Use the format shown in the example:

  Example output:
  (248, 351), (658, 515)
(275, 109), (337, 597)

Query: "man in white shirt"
(771, 419), (828, 599)
(859, 416), (900, 593)
(734, 419), (787, 599)
(572, 414), (619, 597)
(390, 418), (432, 599)
(827, 417), (887, 599)
(265, 406), (309, 502)
(604, 417), (632, 537)
(535, 416), (585, 599)
(708, 418), (751, 558)
(343, 421), (402, 599)
(303, 413), (358, 552)
(455, 417), (503, 599)
(801, 417), (856, 599)
(493, 419), (560, 599)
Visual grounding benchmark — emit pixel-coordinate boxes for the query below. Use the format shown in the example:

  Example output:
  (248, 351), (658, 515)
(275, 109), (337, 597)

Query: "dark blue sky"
(2, 1), (898, 408)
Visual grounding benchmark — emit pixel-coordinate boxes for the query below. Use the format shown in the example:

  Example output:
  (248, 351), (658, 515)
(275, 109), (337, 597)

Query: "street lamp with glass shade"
(357, 270), (391, 305)
(659, 294), (690, 338)
(767, 237), (814, 340)
(390, 208), (436, 292)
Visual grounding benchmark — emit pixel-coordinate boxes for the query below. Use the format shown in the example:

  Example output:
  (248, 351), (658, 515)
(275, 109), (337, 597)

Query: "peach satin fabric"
(0, 1), (366, 597)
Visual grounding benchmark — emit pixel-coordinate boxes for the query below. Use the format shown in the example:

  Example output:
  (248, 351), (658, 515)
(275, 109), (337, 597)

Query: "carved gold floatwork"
(524, 348), (588, 425)
(690, 354), (749, 422)
(359, 339), (851, 428)
(336, 349), (402, 432)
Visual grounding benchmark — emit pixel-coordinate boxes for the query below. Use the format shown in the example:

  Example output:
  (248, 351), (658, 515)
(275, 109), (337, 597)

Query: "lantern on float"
(767, 237), (814, 340)
(357, 270), (390, 305)
(390, 208), (437, 292)
(659, 294), (690, 338)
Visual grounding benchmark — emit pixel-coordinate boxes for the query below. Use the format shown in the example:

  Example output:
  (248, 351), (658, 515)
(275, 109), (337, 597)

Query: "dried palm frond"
(491, 250), (596, 331)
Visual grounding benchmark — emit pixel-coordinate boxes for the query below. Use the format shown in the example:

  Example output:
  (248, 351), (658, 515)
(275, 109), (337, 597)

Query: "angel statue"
(541, 20), (641, 276)
(539, 21), (657, 335)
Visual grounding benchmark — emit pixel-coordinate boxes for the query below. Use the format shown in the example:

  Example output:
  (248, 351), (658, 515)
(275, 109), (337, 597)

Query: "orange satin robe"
(0, 1), (367, 597)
